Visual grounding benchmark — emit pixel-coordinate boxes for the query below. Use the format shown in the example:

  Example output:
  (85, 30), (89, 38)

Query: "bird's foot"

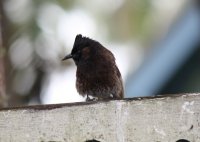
(86, 96), (98, 102)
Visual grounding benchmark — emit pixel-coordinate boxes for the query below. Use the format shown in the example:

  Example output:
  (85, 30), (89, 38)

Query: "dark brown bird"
(62, 34), (124, 101)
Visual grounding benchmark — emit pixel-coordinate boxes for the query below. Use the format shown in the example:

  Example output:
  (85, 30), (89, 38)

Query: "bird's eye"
(73, 50), (81, 59)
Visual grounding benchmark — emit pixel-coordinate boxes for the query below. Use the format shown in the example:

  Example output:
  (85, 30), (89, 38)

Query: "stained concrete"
(0, 93), (199, 142)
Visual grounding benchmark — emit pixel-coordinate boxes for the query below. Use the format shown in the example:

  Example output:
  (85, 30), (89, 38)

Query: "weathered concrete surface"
(0, 93), (200, 142)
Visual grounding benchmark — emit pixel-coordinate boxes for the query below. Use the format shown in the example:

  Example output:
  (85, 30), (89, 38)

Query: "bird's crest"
(73, 34), (100, 51)
(74, 34), (83, 44)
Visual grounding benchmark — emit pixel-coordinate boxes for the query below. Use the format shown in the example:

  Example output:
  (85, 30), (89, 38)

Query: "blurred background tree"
(0, 0), (199, 107)
(0, 0), (7, 107)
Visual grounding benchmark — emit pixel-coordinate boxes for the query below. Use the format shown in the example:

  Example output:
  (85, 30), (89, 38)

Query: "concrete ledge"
(0, 93), (200, 142)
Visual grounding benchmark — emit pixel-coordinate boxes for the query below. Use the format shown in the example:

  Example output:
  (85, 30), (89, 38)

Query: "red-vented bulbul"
(62, 34), (124, 101)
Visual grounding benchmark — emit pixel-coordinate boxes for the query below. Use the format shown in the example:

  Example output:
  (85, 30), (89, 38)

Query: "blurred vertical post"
(0, 0), (7, 107)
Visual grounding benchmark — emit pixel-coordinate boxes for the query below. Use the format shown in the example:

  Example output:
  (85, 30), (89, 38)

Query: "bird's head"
(62, 34), (102, 65)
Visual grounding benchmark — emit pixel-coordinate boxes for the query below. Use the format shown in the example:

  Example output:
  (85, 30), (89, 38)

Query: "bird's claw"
(86, 95), (98, 102)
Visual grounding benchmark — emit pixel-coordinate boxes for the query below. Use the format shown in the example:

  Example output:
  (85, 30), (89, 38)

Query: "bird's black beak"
(62, 54), (73, 61)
